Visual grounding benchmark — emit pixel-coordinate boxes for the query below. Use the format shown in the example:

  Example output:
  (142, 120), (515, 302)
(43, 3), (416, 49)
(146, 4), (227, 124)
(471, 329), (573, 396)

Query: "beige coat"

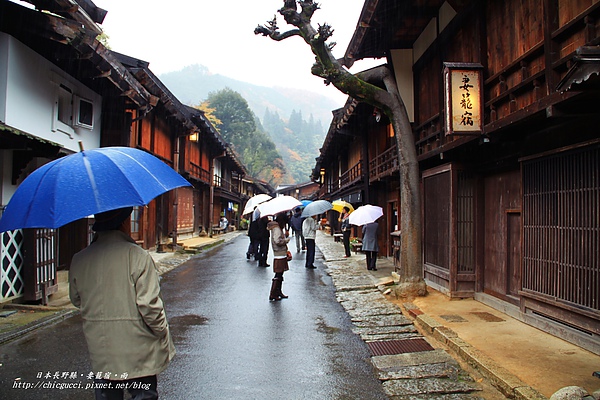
(267, 221), (289, 257)
(69, 230), (175, 380)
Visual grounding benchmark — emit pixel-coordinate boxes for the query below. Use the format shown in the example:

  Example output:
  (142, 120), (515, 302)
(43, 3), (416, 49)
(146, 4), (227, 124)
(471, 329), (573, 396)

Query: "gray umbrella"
(301, 200), (333, 217)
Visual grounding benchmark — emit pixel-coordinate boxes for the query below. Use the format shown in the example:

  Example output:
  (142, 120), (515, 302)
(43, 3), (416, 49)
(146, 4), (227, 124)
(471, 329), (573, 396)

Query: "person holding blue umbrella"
(303, 214), (319, 269)
(70, 207), (175, 399)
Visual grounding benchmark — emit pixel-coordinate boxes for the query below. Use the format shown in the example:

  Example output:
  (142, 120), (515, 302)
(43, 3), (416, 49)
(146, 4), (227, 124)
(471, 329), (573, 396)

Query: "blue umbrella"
(300, 199), (313, 207)
(0, 146), (191, 232)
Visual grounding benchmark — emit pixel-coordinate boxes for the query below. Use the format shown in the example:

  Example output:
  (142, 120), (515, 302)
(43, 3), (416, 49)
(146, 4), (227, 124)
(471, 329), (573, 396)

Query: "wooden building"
(315, 0), (599, 353)
(275, 181), (320, 201)
(313, 96), (400, 257)
(0, 0), (156, 303)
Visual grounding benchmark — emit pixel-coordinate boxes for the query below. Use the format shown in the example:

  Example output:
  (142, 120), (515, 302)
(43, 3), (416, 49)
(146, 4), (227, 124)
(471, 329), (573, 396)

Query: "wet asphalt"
(0, 234), (388, 399)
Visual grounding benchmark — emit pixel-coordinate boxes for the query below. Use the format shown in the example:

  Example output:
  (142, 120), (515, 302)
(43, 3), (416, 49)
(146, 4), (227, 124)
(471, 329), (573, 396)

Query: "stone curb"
(406, 303), (547, 400)
(0, 308), (79, 346)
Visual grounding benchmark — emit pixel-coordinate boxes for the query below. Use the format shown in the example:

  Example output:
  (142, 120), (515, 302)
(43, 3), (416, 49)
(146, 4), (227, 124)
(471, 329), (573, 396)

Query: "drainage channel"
(367, 338), (434, 356)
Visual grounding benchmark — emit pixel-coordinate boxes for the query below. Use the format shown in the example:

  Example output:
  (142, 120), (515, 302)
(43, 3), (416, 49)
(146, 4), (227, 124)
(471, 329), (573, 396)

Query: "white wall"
(390, 49), (415, 123)
(0, 32), (101, 153)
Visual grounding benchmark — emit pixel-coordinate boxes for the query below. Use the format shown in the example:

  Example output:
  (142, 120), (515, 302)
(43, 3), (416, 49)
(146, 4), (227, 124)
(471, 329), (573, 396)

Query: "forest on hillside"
(201, 88), (325, 186)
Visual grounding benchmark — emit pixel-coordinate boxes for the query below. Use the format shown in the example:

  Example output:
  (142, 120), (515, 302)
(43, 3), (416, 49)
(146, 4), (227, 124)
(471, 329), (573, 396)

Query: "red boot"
(276, 277), (288, 299)
(269, 278), (280, 301)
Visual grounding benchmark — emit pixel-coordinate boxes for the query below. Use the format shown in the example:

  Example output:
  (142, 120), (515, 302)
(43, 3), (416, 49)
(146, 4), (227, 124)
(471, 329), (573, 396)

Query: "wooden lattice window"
(457, 171), (475, 273)
(522, 144), (599, 312)
(423, 170), (451, 270)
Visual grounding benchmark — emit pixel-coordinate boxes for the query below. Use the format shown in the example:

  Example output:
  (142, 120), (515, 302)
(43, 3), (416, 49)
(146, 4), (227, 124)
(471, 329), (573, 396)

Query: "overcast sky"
(92, 0), (382, 107)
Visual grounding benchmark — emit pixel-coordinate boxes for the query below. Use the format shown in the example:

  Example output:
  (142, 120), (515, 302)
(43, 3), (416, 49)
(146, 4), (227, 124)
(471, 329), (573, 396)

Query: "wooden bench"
(351, 242), (362, 254)
(333, 233), (343, 242)
(212, 226), (225, 235)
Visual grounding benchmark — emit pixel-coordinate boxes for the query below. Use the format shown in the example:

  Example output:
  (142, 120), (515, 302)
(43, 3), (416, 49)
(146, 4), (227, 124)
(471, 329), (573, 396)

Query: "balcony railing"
(213, 175), (239, 194)
(369, 145), (399, 181)
(323, 160), (364, 196)
(188, 162), (211, 184)
(340, 160), (363, 187)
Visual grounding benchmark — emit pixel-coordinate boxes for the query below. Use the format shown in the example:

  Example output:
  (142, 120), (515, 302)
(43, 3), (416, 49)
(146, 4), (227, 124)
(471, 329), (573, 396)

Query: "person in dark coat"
(289, 207), (306, 253)
(338, 206), (352, 257)
(361, 221), (379, 271)
(256, 216), (270, 267)
(246, 212), (260, 260)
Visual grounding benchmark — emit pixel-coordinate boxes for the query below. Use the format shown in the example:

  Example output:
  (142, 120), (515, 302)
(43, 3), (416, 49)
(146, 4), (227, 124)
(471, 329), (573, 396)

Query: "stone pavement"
(315, 230), (599, 400)
(316, 231), (505, 399)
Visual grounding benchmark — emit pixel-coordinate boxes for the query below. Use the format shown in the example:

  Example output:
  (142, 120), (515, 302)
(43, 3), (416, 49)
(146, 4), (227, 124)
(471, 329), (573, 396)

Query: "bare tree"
(256, 1), (427, 297)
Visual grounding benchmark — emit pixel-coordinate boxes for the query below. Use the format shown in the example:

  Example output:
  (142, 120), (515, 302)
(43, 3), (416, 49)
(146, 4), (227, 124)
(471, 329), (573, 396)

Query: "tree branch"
(254, 25), (301, 40)
(254, 14), (301, 40)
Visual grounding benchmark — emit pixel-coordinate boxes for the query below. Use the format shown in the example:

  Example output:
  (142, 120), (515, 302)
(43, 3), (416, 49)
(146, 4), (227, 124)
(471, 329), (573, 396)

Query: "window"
(73, 95), (94, 129)
(56, 84), (72, 126)
(51, 78), (94, 134)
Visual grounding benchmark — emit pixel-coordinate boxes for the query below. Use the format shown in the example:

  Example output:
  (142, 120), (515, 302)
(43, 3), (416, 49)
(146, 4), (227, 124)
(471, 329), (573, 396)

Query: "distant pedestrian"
(361, 221), (379, 271)
(338, 206), (351, 257)
(220, 216), (229, 231)
(303, 214), (318, 269)
(246, 211), (260, 260)
(69, 207), (175, 400)
(267, 212), (291, 301)
(290, 207), (306, 253)
(256, 216), (270, 267)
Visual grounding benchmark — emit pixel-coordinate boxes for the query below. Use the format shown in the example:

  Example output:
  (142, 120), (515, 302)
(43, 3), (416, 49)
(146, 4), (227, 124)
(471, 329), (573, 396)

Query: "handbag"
(286, 250), (292, 261)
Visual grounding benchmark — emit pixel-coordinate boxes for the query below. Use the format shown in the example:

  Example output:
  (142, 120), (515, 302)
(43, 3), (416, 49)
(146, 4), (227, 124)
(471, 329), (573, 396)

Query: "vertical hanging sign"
(443, 63), (483, 135)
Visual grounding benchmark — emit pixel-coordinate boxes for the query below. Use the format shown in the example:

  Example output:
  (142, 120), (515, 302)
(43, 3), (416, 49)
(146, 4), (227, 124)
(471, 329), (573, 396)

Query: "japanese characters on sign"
(444, 63), (483, 135)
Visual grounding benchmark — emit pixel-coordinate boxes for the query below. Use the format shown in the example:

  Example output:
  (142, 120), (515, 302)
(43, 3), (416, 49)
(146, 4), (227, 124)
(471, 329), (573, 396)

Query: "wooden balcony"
(186, 162), (211, 185)
(322, 160), (364, 197)
(213, 175), (239, 194)
(413, 3), (600, 161)
(369, 146), (399, 181)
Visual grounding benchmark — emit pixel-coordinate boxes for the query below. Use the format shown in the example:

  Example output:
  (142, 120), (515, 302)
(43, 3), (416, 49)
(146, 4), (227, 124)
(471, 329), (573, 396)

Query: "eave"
(0, 0), (152, 109)
(344, 0), (458, 65)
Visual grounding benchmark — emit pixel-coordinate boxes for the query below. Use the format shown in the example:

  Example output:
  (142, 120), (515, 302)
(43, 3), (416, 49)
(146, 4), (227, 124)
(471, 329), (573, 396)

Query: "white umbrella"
(257, 195), (302, 217)
(301, 200), (333, 217)
(243, 194), (272, 215)
(348, 204), (383, 226)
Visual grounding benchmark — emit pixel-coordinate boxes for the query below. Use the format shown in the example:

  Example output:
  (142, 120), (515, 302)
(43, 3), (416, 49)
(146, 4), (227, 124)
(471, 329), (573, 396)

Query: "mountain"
(159, 64), (339, 184)
(159, 64), (338, 130)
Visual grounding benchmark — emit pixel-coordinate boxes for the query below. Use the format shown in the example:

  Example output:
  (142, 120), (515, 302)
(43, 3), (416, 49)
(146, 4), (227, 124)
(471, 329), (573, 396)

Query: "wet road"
(0, 234), (388, 399)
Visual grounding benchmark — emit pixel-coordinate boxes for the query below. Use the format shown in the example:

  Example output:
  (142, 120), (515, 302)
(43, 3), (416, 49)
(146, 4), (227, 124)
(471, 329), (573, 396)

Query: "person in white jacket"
(302, 215), (318, 269)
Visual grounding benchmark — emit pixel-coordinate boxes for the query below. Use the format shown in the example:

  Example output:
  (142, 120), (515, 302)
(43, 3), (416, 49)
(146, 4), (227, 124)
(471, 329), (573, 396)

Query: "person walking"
(267, 212), (291, 301)
(338, 206), (351, 258)
(69, 207), (175, 400)
(361, 221), (379, 271)
(246, 211), (260, 260)
(290, 207), (306, 253)
(257, 215), (270, 267)
(303, 214), (318, 269)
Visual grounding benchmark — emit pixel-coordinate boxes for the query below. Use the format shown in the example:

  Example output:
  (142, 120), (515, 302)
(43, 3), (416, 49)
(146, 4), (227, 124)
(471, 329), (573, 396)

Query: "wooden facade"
(312, 0), (600, 353)
(313, 100), (400, 257)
